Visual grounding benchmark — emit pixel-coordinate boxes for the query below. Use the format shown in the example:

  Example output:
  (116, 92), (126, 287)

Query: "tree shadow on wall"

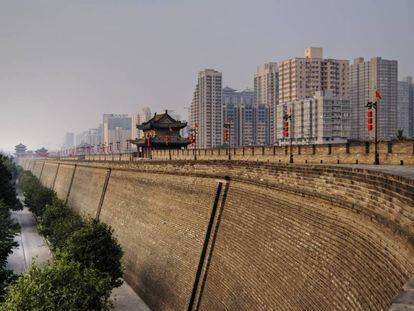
(135, 262), (176, 311)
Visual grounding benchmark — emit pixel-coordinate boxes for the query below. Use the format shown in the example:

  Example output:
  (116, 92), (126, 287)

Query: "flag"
(375, 90), (382, 100)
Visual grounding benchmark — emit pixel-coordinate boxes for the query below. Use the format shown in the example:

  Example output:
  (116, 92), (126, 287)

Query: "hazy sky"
(0, 0), (413, 152)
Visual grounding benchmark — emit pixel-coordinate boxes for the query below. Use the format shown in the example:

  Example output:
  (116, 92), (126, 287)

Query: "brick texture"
(20, 159), (414, 310)
(99, 170), (217, 310)
(67, 165), (108, 218)
(54, 163), (76, 201)
(39, 162), (58, 188)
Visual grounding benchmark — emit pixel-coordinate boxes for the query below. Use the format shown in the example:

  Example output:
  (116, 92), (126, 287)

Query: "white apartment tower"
(103, 114), (132, 152)
(190, 69), (223, 148)
(349, 57), (398, 140)
(276, 91), (351, 145)
(278, 48), (349, 104)
(254, 63), (279, 144)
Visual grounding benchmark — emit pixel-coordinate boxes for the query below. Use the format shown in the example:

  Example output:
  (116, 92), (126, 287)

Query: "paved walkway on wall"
(337, 164), (414, 181)
(6, 193), (150, 311)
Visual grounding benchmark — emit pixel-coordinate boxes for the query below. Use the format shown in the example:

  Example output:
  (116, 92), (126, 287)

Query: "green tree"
(39, 200), (83, 249)
(0, 155), (21, 211)
(0, 201), (19, 299)
(397, 128), (405, 140)
(62, 219), (123, 287)
(1, 255), (113, 311)
(19, 172), (55, 217)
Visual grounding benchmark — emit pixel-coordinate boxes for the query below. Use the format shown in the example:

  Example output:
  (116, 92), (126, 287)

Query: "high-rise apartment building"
(223, 87), (255, 147)
(349, 57), (398, 140)
(75, 127), (102, 147)
(64, 132), (75, 149)
(254, 63), (278, 144)
(398, 77), (414, 137)
(275, 91), (351, 145)
(190, 69), (223, 148)
(103, 114), (132, 152)
(398, 79), (410, 137)
(278, 48), (349, 104)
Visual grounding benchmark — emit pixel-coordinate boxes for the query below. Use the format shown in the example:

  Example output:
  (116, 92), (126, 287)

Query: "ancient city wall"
(20, 158), (414, 310)
(147, 139), (414, 165)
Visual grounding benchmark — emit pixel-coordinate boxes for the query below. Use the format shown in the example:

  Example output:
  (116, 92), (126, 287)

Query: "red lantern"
(367, 110), (373, 132)
(165, 136), (169, 146)
(223, 128), (229, 142)
(283, 121), (289, 137)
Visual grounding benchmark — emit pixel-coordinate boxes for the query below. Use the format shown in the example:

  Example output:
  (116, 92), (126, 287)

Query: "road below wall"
(6, 192), (150, 311)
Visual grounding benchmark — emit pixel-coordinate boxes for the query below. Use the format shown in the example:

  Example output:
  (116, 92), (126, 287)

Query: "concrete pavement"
(6, 205), (51, 273)
(6, 194), (150, 311)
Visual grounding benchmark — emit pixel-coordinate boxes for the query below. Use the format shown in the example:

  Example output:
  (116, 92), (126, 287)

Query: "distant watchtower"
(35, 147), (48, 158)
(14, 143), (27, 157)
(130, 110), (190, 153)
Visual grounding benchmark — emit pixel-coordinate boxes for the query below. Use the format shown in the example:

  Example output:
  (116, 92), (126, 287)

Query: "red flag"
(146, 137), (151, 147)
(375, 90), (382, 100)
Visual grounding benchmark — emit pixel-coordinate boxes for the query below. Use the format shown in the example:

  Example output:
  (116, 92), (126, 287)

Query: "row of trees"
(0, 155), (21, 299)
(1, 170), (123, 310)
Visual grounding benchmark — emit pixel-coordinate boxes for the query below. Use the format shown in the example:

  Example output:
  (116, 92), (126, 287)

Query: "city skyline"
(1, 0), (413, 152)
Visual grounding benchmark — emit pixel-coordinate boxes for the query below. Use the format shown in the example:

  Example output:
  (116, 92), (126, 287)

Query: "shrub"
(39, 200), (83, 249)
(62, 219), (123, 288)
(19, 171), (55, 217)
(1, 255), (113, 311)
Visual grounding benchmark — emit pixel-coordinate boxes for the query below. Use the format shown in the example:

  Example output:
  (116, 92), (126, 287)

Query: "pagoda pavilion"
(35, 147), (48, 158)
(130, 111), (190, 153)
(14, 143), (27, 157)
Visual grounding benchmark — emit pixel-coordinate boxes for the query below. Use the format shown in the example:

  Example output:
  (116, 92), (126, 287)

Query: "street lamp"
(189, 123), (198, 160)
(224, 122), (231, 160)
(283, 111), (293, 164)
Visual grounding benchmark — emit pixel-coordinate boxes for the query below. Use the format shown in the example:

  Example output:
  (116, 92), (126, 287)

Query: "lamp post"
(283, 111), (293, 164)
(224, 122), (231, 160)
(366, 98), (380, 165)
(190, 123), (198, 160)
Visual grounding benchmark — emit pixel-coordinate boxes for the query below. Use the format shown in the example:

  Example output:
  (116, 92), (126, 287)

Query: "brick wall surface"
(99, 170), (217, 310)
(67, 165), (107, 218)
(53, 163), (75, 201)
(198, 180), (414, 310)
(21, 159), (414, 310)
(32, 160), (44, 178)
(39, 162), (58, 189)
